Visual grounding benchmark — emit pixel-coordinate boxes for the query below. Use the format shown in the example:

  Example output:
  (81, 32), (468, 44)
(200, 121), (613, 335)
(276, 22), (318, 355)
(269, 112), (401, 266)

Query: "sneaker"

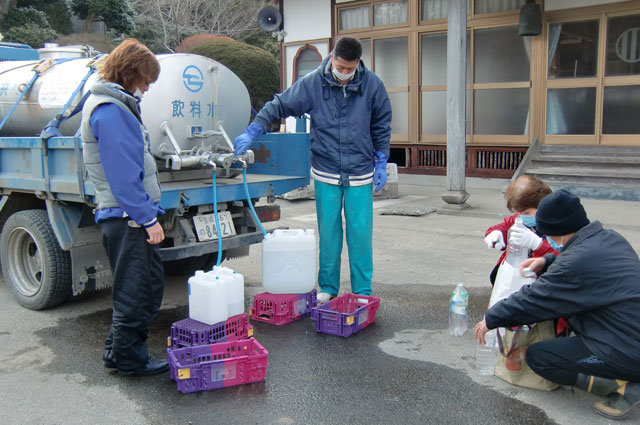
(118, 358), (169, 376)
(593, 382), (640, 420)
(317, 292), (335, 303)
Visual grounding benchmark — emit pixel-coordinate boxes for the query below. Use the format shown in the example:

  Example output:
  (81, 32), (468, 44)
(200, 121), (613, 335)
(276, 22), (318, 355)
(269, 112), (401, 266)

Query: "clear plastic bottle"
(476, 330), (497, 376)
(505, 215), (529, 268)
(449, 282), (469, 337)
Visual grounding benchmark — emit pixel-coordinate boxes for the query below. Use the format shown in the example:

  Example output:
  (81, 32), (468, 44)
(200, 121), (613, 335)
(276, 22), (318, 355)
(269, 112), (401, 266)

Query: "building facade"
(279, 0), (640, 177)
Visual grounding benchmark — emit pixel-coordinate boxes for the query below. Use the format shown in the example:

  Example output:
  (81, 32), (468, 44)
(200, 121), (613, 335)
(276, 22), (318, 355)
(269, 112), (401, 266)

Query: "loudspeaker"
(258, 6), (282, 32)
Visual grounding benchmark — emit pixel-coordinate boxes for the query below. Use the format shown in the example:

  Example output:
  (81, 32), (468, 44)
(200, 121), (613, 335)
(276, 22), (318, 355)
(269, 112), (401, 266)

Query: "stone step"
(539, 145), (640, 157)
(533, 154), (640, 165)
(527, 166), (640, 180)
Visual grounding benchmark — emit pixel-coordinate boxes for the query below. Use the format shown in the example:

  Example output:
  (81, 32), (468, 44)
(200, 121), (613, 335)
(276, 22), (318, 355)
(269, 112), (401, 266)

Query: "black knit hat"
(535, 189), (590, 236)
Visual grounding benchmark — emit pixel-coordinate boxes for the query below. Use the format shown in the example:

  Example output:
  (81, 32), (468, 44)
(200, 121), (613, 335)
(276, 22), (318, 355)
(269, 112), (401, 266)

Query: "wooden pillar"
(441, 0), (469, 208)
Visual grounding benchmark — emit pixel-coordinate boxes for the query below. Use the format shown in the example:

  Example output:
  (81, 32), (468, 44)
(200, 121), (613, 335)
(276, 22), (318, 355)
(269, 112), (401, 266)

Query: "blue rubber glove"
(373, 151), (388, 192)
(234, 122), (263, 155)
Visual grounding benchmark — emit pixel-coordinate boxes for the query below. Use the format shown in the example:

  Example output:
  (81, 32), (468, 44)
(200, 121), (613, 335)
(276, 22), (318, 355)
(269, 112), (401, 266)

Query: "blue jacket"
(254, 55), (391, 186)
(485, 221), (640, 372)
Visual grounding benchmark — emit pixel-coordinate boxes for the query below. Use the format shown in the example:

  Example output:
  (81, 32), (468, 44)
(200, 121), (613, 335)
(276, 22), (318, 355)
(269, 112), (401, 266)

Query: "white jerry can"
(262, 229), (316, 294)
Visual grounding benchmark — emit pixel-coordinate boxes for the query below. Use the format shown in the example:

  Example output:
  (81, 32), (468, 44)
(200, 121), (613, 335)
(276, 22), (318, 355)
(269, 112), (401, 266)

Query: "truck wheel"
(0, 209), (71, 310)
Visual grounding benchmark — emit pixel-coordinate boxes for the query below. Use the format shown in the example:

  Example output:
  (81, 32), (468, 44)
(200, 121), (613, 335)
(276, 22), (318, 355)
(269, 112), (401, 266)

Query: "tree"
(1, 6), (58, 48)
(70, 0), (135, 34)
(131, 0), (270, 52)
(16, 0), (72, 34)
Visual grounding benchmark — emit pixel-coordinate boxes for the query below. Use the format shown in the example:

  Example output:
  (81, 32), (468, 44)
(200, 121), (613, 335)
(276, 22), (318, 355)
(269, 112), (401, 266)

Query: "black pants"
(526, 336), (640, 385)
(101, 218), (164, 371)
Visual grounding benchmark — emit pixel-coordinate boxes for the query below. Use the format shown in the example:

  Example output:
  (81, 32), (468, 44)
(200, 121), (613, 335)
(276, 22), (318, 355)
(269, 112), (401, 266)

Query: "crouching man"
(475, 189), (640, 420)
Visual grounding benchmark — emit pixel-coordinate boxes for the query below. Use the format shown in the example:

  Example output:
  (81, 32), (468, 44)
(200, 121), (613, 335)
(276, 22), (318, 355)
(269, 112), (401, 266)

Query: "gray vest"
(81, 84), (161, 211)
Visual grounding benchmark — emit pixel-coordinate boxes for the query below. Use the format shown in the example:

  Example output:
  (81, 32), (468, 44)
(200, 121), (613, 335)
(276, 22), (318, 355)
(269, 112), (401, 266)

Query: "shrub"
(189, 39), (280, 111)
(176, 34), (235, 53)
(4, 23), (58, 48)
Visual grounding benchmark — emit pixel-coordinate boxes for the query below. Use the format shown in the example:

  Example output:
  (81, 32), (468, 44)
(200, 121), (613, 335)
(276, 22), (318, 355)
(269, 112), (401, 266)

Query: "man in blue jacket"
(234, 37), (392, 302)
(475, 190), (640, 420)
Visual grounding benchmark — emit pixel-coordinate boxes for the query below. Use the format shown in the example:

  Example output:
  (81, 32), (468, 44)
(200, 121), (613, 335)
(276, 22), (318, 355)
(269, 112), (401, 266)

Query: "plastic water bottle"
(476, 330), (497, 376)
(449, 282), (469, 337)
(505, 215), (529, 267)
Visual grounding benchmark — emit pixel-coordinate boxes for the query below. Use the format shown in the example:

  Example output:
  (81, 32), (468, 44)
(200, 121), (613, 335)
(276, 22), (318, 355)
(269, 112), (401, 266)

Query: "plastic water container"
(188, 270), (228, 325)
(262, 229), (316, 294)
(449, 282), (468, 337)
(476, 330), (497, 376)
(505, 215), (529, 268)
(207, 266), (244, 317)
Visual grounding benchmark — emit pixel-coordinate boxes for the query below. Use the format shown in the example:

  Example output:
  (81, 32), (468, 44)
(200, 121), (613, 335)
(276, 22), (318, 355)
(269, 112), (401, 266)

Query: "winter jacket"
(485, 221), (640, 371)
(253, 55), (392, 186)
(81, 81), (163, 227)
(485, 212), (558, 282)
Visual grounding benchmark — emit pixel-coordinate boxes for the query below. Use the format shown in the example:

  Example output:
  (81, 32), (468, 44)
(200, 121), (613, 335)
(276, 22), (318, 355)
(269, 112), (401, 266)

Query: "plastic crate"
(249, 289), (317, 325)
(167, 337), (268, 394)
(168, 313), (253, 348)
(311, 293), (380, 337)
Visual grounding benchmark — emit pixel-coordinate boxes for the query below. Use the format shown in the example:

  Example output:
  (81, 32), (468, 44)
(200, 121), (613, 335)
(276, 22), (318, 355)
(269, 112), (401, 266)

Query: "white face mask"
(332, 66), (355, 82)
(133, 88), (143, 99)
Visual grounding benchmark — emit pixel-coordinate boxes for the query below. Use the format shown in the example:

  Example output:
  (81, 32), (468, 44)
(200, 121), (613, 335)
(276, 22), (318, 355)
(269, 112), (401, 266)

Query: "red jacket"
(485, 212), (558, 270)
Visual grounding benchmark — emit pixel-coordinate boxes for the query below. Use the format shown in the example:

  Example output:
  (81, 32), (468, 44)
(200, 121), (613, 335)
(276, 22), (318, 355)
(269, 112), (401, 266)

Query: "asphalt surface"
(1, 177), (639, 425)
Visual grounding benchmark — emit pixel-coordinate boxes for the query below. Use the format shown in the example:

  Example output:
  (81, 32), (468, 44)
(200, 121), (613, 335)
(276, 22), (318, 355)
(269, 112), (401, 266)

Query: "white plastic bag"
(489, 261), (534, 307)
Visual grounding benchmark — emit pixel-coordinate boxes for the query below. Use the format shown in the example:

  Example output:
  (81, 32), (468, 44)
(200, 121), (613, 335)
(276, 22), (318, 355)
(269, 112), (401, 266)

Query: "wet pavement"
(1, 177), (639, 425)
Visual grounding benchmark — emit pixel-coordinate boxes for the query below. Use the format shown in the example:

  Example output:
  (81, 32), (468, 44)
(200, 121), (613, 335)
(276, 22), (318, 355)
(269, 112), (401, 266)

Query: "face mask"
(133, 88), (143, 99)
(546, 236), (564, 252)
(520, 215), (536, 228)
(332, 66), (355, 82)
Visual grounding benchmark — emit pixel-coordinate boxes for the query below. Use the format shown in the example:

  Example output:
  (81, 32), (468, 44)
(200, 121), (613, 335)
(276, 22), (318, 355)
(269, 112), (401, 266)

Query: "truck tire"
(0, 209), (71, 310)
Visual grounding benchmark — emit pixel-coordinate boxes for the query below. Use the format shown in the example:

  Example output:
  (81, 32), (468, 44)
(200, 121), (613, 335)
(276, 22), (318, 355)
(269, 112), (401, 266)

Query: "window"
(374, 1), (408, 26)
(420, 32), (471, 136)
(474, 26), (530, 135)
(603, 14), (640, 134)
(474, 0), (525, 14)
(338, 1), (408, 32)
(421, 0), (471, 21)
(546, 21), (599, 136)
(374, 37), (409, 136)
(293, 46), (321, 83)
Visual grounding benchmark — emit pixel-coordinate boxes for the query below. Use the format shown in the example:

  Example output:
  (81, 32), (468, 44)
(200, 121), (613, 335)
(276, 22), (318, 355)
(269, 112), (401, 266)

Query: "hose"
(211, 170), (223, 267)
(241, 165), (267, 237)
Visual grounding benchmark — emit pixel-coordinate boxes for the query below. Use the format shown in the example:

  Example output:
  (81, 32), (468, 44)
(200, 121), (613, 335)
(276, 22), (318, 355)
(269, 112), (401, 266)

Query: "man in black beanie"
(475, 189), (640, 420)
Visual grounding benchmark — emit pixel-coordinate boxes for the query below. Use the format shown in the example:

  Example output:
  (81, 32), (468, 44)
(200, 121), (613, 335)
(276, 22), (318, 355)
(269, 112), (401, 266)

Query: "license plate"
(193, 211), (236, 242)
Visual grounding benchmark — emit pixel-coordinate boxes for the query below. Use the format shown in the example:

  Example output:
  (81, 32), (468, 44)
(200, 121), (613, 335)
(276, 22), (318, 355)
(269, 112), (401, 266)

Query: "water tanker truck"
(0, 43), (310, 310)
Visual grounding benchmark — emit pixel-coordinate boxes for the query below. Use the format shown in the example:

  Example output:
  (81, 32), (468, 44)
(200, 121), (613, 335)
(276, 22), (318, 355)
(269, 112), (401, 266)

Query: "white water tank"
(0, 53), (250, 156)
(206, 266), (244, 317)
(188, 270), (228, 325)
(262, 229), (316, 294)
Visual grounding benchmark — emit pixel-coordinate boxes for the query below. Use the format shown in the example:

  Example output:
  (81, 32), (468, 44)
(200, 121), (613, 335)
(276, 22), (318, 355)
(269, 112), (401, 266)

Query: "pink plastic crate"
(167, 337), (268, 394)
(168, 313), (253, 348)
(311, 293), (380, 337)
(249, 290), (317, 325)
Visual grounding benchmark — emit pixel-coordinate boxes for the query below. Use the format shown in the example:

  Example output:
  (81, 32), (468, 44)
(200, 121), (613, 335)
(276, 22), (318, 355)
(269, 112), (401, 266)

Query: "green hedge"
(189, 39), (280, 112)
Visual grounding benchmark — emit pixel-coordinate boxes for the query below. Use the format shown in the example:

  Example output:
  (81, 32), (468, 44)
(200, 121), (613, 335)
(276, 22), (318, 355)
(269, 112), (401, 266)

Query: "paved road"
(1, 181), (638, 425)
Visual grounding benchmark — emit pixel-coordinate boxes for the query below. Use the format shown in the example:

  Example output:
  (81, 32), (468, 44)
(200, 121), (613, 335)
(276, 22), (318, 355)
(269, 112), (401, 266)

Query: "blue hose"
(211, 170), (223, 267)
(242, 167), (267, 237)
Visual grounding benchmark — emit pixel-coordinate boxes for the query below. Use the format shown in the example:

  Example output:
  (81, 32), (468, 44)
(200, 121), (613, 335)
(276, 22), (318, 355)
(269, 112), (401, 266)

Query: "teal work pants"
(314, 180), (373, 296)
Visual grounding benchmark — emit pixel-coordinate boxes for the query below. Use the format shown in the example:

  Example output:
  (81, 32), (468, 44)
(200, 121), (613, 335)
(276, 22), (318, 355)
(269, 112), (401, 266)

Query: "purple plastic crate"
(249, 289), (317, 325)
(168, 313), (253, 348)
(311, 293), (380, 337)
(167, 337), (268, 394)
